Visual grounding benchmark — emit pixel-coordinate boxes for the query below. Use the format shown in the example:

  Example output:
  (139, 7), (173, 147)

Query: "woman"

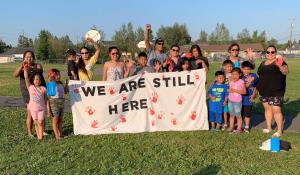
(226, 43), (255, 68)
(77, 38), (100, 81)
(102, 46), (129, 81)
(257, 45), (288, 137)
(190, 44), (209, 72)
(163, 44), (181, 72)
(13, 50), (46, 137)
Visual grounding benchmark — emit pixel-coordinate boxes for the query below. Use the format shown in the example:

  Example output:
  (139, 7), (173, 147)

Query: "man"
(144, 24), (168, 67)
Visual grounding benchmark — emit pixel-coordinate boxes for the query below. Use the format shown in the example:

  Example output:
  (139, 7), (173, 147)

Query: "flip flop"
(272, 132), (282, 137)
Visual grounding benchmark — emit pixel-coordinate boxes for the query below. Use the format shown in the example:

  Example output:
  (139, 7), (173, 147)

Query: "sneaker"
(244, 128), (250, 133)
(262, 128), (271, 134)
(43, 132), (49, 136)
(222, 124), (228, 131)
(210, 128), (216, 132)
(215, 128), (221, 132)
(28, 134), (35, 139)
(272, 132), (282, 137)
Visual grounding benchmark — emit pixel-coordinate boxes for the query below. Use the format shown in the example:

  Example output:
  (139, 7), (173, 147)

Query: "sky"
(0, 0), (299, 46)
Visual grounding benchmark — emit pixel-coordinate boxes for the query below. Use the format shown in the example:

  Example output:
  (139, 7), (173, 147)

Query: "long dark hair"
(77, 46), (89, 75)
(23, 50), (36, 63)
(228, 43), (240, 52)
(190, 45), (203, 57)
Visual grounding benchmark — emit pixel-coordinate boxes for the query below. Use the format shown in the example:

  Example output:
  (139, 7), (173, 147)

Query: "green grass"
(0, 107), (300, 174)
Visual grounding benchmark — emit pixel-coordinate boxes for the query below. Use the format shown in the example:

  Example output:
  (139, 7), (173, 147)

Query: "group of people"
(208, 44), (288, 137)
(14, 24), (288, 139)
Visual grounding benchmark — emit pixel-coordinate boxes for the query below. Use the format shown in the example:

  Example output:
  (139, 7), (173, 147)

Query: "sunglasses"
(111, 52), (119, 55)
(80, 52), (89, 55)
(231, 49), (239, 52)
(172, 49), (179, 52)
(266, 51), (276, 54)
(157, 42), (164, 45)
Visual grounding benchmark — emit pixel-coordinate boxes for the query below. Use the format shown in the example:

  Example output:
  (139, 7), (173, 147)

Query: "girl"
(24, 66), (48, 140)
(227, 68), (246, 133)
(225, 43), (255, 69)
(178, 57), (191, 72)
(190, 44), (209, 72)
(48, 69), (65, 140)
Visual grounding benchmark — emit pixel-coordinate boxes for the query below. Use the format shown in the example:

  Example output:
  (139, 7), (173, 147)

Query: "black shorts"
(242, 105), (252, 118)
(259, 96), (284, 106)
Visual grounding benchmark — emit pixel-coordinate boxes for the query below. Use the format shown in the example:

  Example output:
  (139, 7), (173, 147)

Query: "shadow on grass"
(63, 124), (74, 136)
(251, 98), (300, 130)
(193, 164), (221, 175)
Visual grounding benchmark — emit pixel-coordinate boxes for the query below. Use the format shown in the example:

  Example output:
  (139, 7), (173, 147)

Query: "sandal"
(272, 132), (282, 137)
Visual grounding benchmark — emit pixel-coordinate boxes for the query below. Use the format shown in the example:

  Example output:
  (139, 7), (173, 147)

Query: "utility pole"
(289, 18), (294, 48)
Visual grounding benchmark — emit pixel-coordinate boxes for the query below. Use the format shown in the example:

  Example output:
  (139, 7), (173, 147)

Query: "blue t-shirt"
(242, 73), (258, 106)
(208, 83), (228, 114)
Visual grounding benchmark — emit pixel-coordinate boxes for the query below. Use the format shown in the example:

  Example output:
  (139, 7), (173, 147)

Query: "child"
(178, 57), (191, 72)
(24, 66), (48, 140)
(241, 61), (258, 133)
(208, 71), (228, 131)
(66, 49), (78, 80)
(227, 68), (246, 133)
(48, 69), (65, 140)
(126, 52), (161, 76)
(221, 60), (233, 130)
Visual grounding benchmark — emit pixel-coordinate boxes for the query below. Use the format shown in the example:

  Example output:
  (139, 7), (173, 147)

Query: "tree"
(156, 23), (191, 49)
(0, 40), (12, 53)
(18, 34), (32, 47)
(35, 30), (50, 60)
(113, 22), (137, 56)
(208, 23), (231, 44)
(237, 28), (251, 43)
(199, 30), (208, 43)
(135, 26), (154, 43)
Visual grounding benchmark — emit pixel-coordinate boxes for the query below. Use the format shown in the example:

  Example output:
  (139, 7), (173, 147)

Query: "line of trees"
(3, 22), (299, 60)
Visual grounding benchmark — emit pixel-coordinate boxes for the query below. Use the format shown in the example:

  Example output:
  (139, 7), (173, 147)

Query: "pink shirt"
(228, 79), (244, 102)
(27, 85), (47, 111)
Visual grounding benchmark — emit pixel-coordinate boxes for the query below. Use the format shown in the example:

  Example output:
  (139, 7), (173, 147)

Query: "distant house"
(0, 47), (34, 63)
(180, 43), (264, 60)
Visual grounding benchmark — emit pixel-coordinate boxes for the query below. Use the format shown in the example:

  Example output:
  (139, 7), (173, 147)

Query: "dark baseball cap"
(155, 38), (164, 44)
(66, 49), (76, 55)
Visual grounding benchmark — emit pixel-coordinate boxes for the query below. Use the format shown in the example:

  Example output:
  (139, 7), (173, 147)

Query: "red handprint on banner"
(120, 114), (127, 123)
(177, 96), (184, 105)
(171, 118), (177, 125)
(150, 92), (158, 103)
(151, 120), (155, 126)
(193, 72), (200, 80)
(121, 94), (127, 101)
(85, 106), (95, 116)
(91, 120), (99, 128)
(111, 126), (117, 131)
(149, 108), (155, 115)
(108, 87), (116, 95)
(158, 111), (164, 120)
(190, 111), (197, 120)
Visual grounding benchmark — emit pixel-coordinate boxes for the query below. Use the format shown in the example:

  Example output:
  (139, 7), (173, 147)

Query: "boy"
(241, 61), (258, 133)
(221, 60), (233, 130)
(66, 49), (78, 80)
(127, 52), (161, 76)
(208, 71), (228, 131)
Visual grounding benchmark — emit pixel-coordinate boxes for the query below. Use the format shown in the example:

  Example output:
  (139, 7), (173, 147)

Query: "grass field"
(0, 107), (300, 174)
(0, 59), (300, 174)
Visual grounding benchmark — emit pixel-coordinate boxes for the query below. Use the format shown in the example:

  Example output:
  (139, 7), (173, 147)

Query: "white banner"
(69, 69), (208, 135)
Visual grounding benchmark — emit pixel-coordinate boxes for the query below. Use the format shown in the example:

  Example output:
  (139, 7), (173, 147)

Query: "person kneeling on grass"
(241, 61), (258, 133)
(24, 67), (48, 140)
(227, 68), (246, 134)
(208, 71), (228, 131)
(48, 69), (66, 140)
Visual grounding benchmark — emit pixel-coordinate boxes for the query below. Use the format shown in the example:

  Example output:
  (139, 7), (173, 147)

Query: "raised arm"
(144, 24), (151, 52)
(86, 38), (100, 61)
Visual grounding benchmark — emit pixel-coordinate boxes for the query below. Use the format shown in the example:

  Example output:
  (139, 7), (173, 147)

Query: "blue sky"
(1, 0), (299, 46)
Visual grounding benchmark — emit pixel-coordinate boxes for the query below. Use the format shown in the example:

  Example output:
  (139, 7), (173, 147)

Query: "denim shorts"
(228, 101), (242, 117)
